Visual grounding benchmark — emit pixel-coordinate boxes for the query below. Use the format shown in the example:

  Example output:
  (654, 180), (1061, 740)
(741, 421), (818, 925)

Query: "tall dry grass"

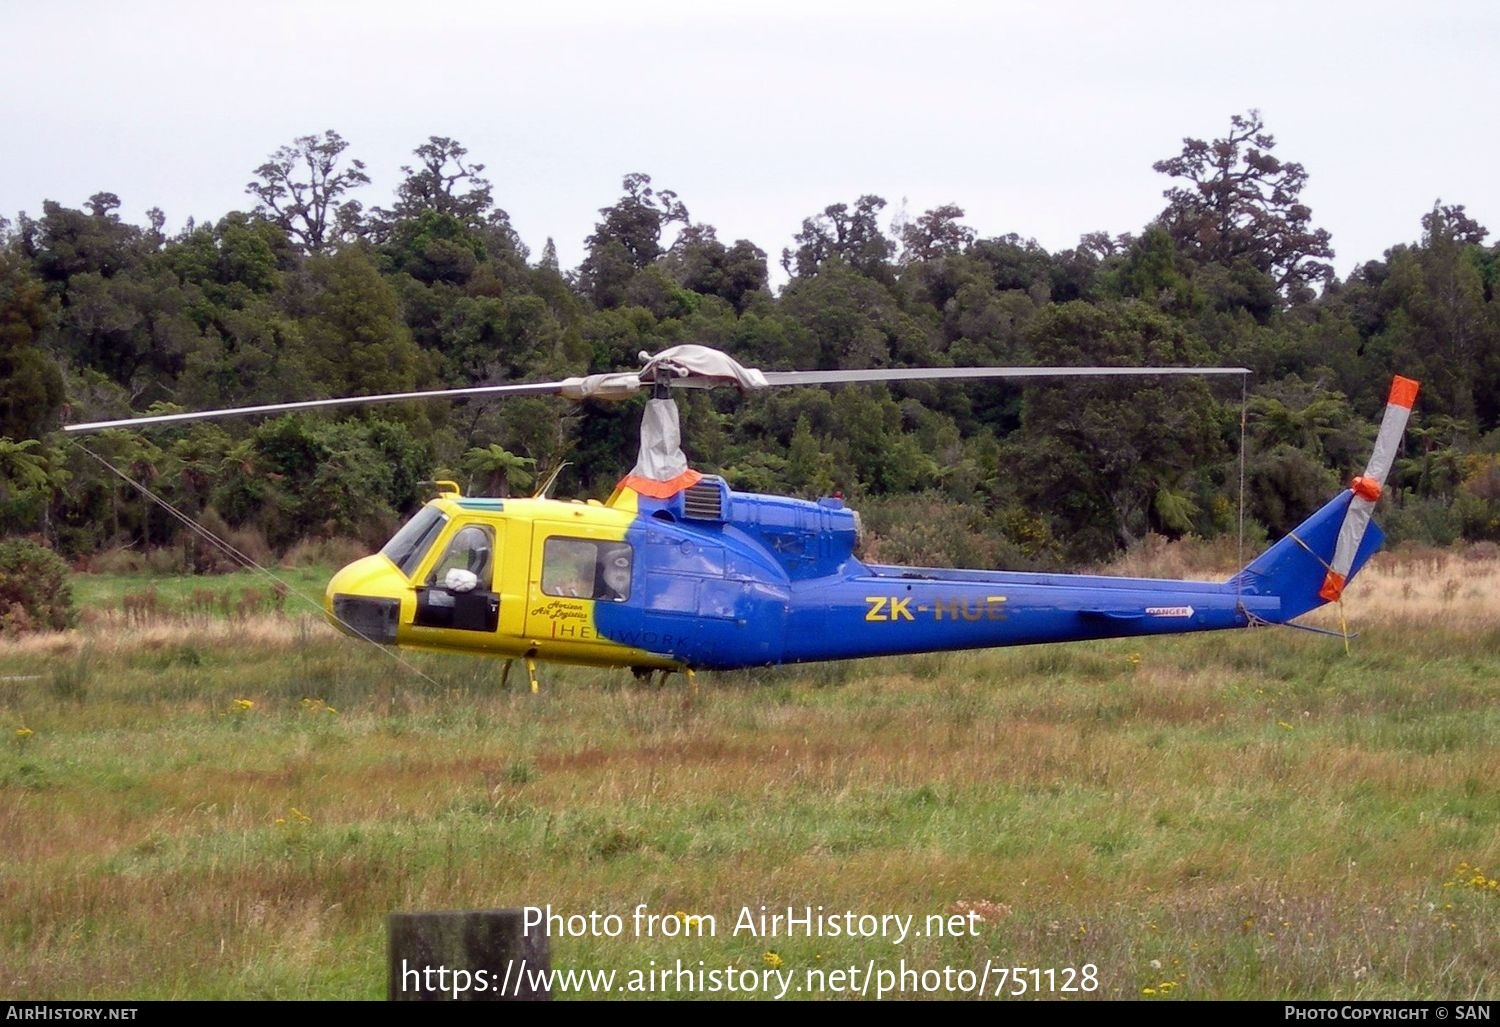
(0, 550), (1494, 1000)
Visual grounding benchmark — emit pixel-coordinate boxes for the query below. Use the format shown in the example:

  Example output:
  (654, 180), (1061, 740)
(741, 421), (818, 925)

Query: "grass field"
(0, 551), (1496, 1000)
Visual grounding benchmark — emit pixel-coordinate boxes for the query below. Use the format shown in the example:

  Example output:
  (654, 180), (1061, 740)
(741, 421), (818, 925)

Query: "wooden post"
(388, 908), (551, 1001)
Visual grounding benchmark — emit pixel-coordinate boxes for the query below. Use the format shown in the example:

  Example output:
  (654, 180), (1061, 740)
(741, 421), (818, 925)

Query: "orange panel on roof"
(617, 468), (704, 499)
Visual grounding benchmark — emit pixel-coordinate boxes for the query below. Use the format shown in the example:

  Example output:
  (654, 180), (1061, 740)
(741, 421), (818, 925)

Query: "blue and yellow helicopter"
(66, 346), (1418, 690)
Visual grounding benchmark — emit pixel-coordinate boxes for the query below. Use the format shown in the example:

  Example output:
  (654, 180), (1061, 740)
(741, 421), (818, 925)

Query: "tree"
(1395, 203), (1493, 422)
(0, 437), (50, 509)
(778, 262), (916, 370)
(383, 210), (486, 286)
(370, 136), (522, 256)
(898, 203), (975, 264)
(1245, 383), (1362, 464)
(0, 436), (66, 539)
(62, 429), (163, 547)
(1105, 225), (1200, 312)
(0, 253), (64, 439)
(1153, 110), (1334, 296)
(297, 247), (423, 396)
(782, 195), (895, 280)
(381, 136), (496, 225)
(14, 200), (199, 394)
(158, 423), (232, 520)
(246, 130), (371, 253)
(538, 237), (560, 271)
(783, 415), (835, 496)
(1335, 204), (1495, 425)
(165, 211), (292, 303)
(1423, 202), (1490, 246)
(1077, 230), (1134, 260)
(577, 173), (689, 308)
(461, 444), (535, 497)
(0, 539), (74, 634)
(1005, 302), (1227, 557)
(23, 195), (140, 284)
(243, 416), (430, 546)
(664, 224), (768, 313)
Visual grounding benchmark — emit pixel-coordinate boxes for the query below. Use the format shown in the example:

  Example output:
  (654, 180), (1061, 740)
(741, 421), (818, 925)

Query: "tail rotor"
(1317, 376), (1420, 602)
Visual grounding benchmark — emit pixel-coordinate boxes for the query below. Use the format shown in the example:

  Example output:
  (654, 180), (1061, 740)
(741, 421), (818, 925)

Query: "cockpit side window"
(429, 525), (495, 590)
(380, 506), (448, 578)
(541, 538), (632, 601)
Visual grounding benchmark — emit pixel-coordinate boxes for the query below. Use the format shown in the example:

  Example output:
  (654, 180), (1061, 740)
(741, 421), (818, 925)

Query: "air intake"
(682, 477), (726, 521)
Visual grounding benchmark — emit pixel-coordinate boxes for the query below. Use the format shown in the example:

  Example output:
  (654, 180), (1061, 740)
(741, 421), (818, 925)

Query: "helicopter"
(64, 346), (1418, 691)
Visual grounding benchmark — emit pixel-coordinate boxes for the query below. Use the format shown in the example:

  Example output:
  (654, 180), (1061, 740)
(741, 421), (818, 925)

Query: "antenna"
(532, 462), (571, 500)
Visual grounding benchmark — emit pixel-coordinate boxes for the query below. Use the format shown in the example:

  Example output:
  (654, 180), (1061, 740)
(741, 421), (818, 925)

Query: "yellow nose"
(325, 554), (408, 644)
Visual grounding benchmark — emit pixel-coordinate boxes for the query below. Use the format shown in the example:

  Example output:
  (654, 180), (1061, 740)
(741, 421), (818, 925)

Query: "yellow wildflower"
(763, 951), (783, 970)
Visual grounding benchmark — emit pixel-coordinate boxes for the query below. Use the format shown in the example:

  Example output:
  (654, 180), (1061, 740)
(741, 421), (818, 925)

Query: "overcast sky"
(2, 0), (1494, 284)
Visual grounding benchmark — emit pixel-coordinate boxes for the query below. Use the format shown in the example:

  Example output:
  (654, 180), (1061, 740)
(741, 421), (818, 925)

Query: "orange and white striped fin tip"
(1388, 376), (1419, 409)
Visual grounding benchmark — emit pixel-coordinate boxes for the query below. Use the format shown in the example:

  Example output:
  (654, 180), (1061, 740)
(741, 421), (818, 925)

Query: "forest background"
(2, 110), (1497, 582)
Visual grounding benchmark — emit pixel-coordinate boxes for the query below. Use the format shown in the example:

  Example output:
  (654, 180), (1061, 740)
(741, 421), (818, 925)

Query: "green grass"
(0, 592), (1496, 1001)
(70, 565), (337, 624)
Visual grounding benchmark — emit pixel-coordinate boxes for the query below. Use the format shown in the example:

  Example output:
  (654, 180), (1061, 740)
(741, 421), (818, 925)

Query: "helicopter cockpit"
(430, 525), (493, 592)
(375, 505), (504, 633)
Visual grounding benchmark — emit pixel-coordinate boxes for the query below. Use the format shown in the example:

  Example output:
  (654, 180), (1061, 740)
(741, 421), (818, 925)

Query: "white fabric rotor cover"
(640, 344), (770, 390)
(630, 398), (690, 481)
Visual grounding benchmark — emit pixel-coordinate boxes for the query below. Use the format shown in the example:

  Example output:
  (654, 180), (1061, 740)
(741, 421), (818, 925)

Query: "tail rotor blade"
(1318, 375), (1420, 602)
(1361, 375), (1421, 485)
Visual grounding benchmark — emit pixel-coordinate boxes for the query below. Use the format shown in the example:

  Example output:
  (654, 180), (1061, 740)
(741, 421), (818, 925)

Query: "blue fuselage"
(590, 479), (1352, 671)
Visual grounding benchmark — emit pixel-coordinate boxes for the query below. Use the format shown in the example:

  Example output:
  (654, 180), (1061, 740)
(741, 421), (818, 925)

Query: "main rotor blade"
(62, 349), (1249, 434)
(750, 366), (1250, 388)
(62, 380), (575, 433)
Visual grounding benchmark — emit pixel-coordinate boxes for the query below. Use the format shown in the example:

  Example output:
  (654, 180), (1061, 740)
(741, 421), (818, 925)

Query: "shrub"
(0, 539), (76, 634)
(279, 536), (369, 569)
(90, 548), (148, 575)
